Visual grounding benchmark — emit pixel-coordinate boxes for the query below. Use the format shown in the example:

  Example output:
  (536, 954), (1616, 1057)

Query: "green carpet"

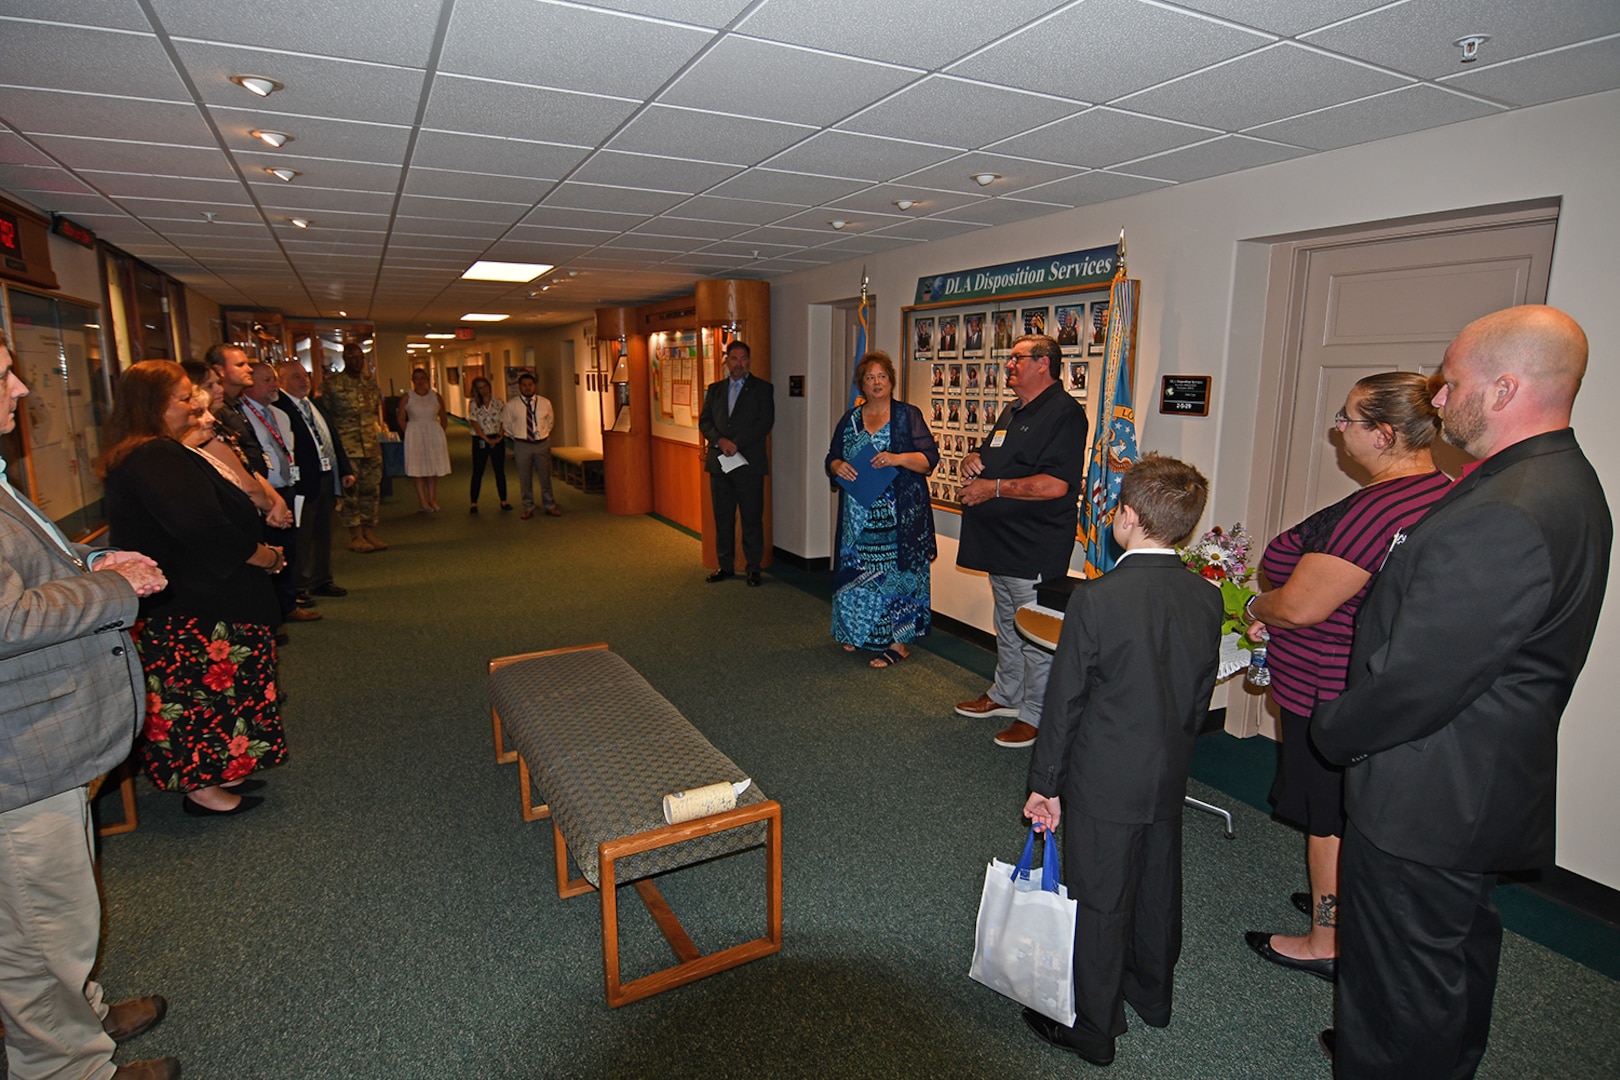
(89, 449), (1620, 1079)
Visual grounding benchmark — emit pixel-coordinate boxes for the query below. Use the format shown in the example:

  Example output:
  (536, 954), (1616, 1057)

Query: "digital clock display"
(0, 210), (20, 257)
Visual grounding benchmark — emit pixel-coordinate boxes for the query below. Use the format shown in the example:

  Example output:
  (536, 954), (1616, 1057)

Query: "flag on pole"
(848, 271), (870, 411)
(1078, 269), (1140, 577)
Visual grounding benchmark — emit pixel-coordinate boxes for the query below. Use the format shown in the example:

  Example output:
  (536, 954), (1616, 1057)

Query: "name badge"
(288, 465), (301, 482)
(989, 429), (1008, 448)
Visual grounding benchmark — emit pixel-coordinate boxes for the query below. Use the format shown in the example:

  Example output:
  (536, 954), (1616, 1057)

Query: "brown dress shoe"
(520, 508), (535, 519)
(112, 1057), (180, 1080)
(544, 505), (562, 517)
(954, 693), (1019, 719)
(994, 720), (1040, 748)
(103, 995), (167, 1042)
(283, 607), (323, 622)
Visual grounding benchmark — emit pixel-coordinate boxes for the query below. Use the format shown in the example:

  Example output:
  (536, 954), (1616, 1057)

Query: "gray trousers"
(989, 573), (1050, 728)
(511, 438), (556, 512)
(296, 481), (336, 590)
(0, 787), (116, 1080)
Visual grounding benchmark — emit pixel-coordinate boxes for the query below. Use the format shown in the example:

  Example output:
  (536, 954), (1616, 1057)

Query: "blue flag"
(1079, 275), (1140, 577)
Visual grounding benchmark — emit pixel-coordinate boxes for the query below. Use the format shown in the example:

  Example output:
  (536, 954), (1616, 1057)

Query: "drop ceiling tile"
(0, 21), (188, 100)
(660, 252), (756, 270)
(240, 157), (400, 192)
(630, 216), (752, 241)
(1126, 134), (1310, 182)
(890, 153), (1075, 195)
(411, 131), (591, 179)
(1246, 84), (1501, 150)
(1116, 42), (1408, 130)
(175, 42), (429, 126)
(5, 1), (154, 32)
(768, 208), (901, 233)
(520, 205), (648, 230)
(667, 194), (799, 225)
(951, 0), (1269, 103)
(736, 0), (1066, 68)
(988, 107), (1216, 169)
(1012, 170), (1172, 207)
(824, 184), (983, 216)
(209, 108), (412, 165)
(252, 186), (396, 214)
(31, 136), (236, 179)
(1303, 0), (1620, 80)
(719, 226), (828, 248)
(400, 168), (551, 204)
(442, 0), (714, 97)
(152, 0), (443, 66)
(607, 105), (816, 166)
(541, 182), (688, 216)
(159, 219), (272, 238)
(869, 216), (988, 242)
(0, 132), (58, 168)
(929, 198), (1066, 227)
(812, 233), (927, 255)
(1, 89), (214, 149)
(112, 197), (261, 221)
(395, 194), (527, 224)
(506, 224), (619, 247)
(1442, 36), (1620, 107)
(482, 240), (594, 262)
(425, 75), (638, 145)
(839, 75), (1080, 150)
(254, 209), (389, 230)
(706, 168), (868, 205)
(568, 151), (742, 193)
(660, 35), (919, 127)
(1166, 0), (1391, 37)
(761, 130), (958, 182)
(0, 164), (94, 196)
(81, 172), (249, 202)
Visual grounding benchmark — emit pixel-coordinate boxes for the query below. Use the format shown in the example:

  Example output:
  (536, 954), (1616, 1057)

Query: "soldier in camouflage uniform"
(317, 342), (388, 552)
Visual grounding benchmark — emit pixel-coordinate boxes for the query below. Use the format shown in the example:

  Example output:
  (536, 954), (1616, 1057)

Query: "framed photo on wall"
(1088, 299), (1110, 356)
(1069, 361), (1089, 394)
(962, 313), (985, 355)
(1022, 306), (1049, 336)
(914, 316), (934, 356)
(938, 315), (960, 355)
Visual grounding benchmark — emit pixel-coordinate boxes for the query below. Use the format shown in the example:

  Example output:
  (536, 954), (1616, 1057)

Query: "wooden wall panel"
(651, 436), (703, 532)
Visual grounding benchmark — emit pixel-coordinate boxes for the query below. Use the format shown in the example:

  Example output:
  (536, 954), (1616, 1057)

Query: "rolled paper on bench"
(663, 779), (750, 825)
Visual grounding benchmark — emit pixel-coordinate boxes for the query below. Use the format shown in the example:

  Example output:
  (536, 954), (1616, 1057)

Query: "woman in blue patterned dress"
(825, 351), (940, 668)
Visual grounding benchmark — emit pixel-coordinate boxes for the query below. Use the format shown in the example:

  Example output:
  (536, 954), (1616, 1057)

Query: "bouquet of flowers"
(1179, 524), (1260, 650)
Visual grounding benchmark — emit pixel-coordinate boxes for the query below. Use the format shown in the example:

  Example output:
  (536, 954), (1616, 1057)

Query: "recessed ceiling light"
(265, 167), (299, 182)
(971, 172), (1000, 187)
(460, 313), (510, 322)
(231, 74), (283, 97)
(289, 217), (310, 229)
(251, 130), (291, 148)
(424, 333), (455, 340)
(461, 260), (554, 283)
(829, 220), (848, 230)
(337, 310), (348, 317)
(893, 199), (916, 211)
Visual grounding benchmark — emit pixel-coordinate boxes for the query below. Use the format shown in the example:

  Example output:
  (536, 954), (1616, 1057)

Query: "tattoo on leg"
(1315, 894), (1338, 928)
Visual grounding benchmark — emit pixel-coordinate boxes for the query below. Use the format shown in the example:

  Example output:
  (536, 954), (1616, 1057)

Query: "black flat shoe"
(500, 503), (513, 511)
(746, 570), (762, 587)
(1244, 930), (1336, 982)
(1021, 1007), (1114, 1066)
(1319, 1028), (1336, 1061)
(182, 795), (263, 817)
(1292, 891), (1312, 917)
(220, 778), (266, 795)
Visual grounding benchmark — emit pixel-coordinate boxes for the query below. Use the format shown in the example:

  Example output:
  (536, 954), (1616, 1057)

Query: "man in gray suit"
(1314, 306), (1611, 1077)
(0, 333), (180, 1080)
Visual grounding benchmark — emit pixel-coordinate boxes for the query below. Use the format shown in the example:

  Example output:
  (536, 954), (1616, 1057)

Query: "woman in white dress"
(397, 366), (451, 512)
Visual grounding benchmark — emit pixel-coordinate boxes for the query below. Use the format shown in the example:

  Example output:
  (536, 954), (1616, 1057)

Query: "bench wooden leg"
(94, 760), (140, 838)
(517, 755), (550, 823)
(553, 822), (595, 898)
(597, 800), (783, 1007)
(491, 708), (517, 765)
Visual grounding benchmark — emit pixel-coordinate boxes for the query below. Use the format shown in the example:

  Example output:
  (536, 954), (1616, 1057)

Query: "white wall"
(768, 89), (1620, 888)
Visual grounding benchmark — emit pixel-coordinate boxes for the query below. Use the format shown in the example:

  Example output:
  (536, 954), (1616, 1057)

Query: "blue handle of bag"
(1009, 823), (1058, 893)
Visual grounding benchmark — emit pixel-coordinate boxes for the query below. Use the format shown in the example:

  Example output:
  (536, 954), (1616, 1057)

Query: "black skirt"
(1269, 707), (1346, 837)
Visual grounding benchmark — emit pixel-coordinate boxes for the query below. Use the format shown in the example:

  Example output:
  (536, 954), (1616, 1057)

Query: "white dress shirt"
(500, 393), (554, 441)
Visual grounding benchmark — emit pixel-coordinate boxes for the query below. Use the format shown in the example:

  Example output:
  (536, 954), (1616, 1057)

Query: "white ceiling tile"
(660, 35), (919, 126)
(240, 157), (400, 192)
(404, 168), (555, 204)
(507, 224), (619, 246)
(1245, 84), (1501, 150)
(424, 75), (639, 145)
(767, 208), (901, 233)
(253, 186), (397, 214)
(706, 168), (868, 204)
(0, 20), (188, 99)
(31, 136), (235, 179)
(825, 184), (983, 216)
(1441, 36), (1620, 107)
(0, 164), (94, 195)
(0, 132), (58, 168)
(111, 197), (260, 221)
(541, 182), (689, 216)
(987, 106), (1216, 169)
(411, 131), (590, 179)
(481, 240), (594, 262)
(656, 194), (795, 226)
(726, 225), (835, 247)
(1164, 0), (1391, 37)
(839, 75), (1080, 149)
(1125, 134), (1310, 182)
(737, 0), (1067, 67)
(1011, 170), (1173, 207)
(390, 217), (507, 239)
(442, 0), (714, 97)
(568, 150), (742, 193)
(81, 172), (248, 202)
(1303, 0), (1620, 80)
(152, 0), (443, 66)
(4, 1), (153, 32)
(813, 233), (927, 255)
(395, 194), (527, 224)
(208, 107), (412, 165)
(869, 216), (988, 242)
(696, 238), (811, 257)
(609, 105), (815, 165)
(766, 130), (961, 183)
(950, 0), (1270, 103)
(629, 217), (752, 240)
(928, 198), (1066, 227)
(1, 89), (213, 148)
(174, 42), (428, 126)
(520, 205), (648, 230)
(890, 153), (1076, 195)
(1116, 42), (1408, 130)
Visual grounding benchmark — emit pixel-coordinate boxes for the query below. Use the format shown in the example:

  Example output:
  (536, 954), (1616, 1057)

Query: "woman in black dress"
(101, 361), (289, 816)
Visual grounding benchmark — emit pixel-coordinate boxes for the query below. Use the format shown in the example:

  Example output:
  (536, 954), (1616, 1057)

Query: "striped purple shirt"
(1261, 470), (1452, 715)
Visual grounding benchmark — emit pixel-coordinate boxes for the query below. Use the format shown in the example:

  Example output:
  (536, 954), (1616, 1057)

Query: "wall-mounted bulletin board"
(904, 244), (1120, 509)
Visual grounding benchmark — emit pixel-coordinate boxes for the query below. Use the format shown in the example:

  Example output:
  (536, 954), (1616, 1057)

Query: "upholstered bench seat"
(549, 446), (604, 493)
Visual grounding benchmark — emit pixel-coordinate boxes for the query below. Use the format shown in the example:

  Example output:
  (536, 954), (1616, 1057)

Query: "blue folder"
(835, 441), (898, 507)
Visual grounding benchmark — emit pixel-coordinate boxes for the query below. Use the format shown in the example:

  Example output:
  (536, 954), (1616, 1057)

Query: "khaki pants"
(340, 454), (382, 527)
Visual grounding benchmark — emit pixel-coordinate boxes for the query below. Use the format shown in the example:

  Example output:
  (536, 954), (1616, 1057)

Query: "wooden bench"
(550, 446), (604, 493)
(488, 642), (782, 1007)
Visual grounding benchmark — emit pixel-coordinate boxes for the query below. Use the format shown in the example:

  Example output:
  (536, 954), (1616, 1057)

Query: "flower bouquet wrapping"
(1179, 524), (1259, 653)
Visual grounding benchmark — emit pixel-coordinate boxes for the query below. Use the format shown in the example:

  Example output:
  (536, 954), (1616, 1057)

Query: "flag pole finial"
(1115, 228), (1128, 280)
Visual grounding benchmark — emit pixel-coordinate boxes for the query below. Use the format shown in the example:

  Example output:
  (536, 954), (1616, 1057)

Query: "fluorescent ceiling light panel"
(460, 313), (510, 322)
(424, 333), (455, 339)
(461, 260), (553, 282)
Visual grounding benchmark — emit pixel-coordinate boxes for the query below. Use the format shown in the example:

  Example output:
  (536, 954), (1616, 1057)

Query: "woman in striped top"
(1242, 372), (1452, 983)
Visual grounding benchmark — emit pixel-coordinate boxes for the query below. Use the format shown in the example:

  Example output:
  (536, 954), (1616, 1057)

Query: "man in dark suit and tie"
(699, 341), (774, 586)
(0, 332), (180, 1080)
(274, 360), (354, 605)
(1313, 305), (1611, 1077)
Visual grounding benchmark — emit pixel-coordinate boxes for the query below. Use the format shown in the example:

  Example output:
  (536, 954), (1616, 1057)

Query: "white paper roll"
(662, 781), (737, 825)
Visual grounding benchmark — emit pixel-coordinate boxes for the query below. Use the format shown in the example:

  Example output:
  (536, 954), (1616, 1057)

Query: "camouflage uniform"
(318, 372), (384, 528)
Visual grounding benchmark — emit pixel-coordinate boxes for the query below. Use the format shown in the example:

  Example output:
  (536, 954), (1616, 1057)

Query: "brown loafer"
(955, 693), (1019, 719)
(993, 720), (1040, 748)
(544, 505), (562, 517)
(112, 1058), (180, 1080)
(283, 607), (323, 622)
(103, 996), (168, 1043)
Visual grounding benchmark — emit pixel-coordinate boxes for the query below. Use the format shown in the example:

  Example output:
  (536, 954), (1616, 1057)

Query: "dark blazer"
(1313, 429), (1611, 872)
(214, 397), (268, 475)
(273, 391), (352, 497)
(1028, 552), (1223, 824)
(0, 483), (143, 813)
(699, 374), (774, 476)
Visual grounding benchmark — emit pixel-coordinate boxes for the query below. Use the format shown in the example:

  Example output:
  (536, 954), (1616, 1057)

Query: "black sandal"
(871, 648), (909, 669)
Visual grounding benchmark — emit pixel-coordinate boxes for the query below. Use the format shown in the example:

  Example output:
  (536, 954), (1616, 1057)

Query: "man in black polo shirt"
(955, 334), (1089, 747)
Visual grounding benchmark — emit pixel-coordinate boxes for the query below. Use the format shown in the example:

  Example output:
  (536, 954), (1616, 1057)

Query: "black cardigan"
(104, 438), (280, 628)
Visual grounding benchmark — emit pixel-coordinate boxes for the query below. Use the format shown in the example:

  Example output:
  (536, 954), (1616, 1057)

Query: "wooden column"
(694, 279), (772, 572)
(597, 307), (652, 515)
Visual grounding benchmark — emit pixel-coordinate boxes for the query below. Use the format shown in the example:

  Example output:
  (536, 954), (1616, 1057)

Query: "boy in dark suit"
(1020, 454), (1223, 1066)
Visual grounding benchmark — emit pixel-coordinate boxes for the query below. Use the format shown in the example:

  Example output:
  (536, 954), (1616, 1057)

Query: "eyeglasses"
(1006, 352), (1037, 366)
(1334, 409), (1380, 430)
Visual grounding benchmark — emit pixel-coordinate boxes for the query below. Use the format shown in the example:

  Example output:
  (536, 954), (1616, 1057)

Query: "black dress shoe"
(220, 778), (266, 795)
(182, 795), (263, 817)
(274, 631), (290, 647)
(1319, 1028), (1336, 1060)
(1244, 930), (1336, 982)
(746, 570), (762, 587)
(295, 595), (316, 609)
(1291, 891), (1312, 917)
(1021, 1007), (1114, 1066)
(705, 570), (734, 583)
(312, 583), (348, 597)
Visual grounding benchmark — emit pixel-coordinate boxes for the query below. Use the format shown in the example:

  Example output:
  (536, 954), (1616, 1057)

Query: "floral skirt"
(135, 616), (288, 792)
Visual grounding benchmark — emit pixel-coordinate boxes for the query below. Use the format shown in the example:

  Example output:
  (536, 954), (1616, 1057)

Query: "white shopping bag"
(968, 824), (1077, 1026)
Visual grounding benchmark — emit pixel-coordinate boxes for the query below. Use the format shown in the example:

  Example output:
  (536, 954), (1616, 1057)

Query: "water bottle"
(1246, 631), (1271, 688)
